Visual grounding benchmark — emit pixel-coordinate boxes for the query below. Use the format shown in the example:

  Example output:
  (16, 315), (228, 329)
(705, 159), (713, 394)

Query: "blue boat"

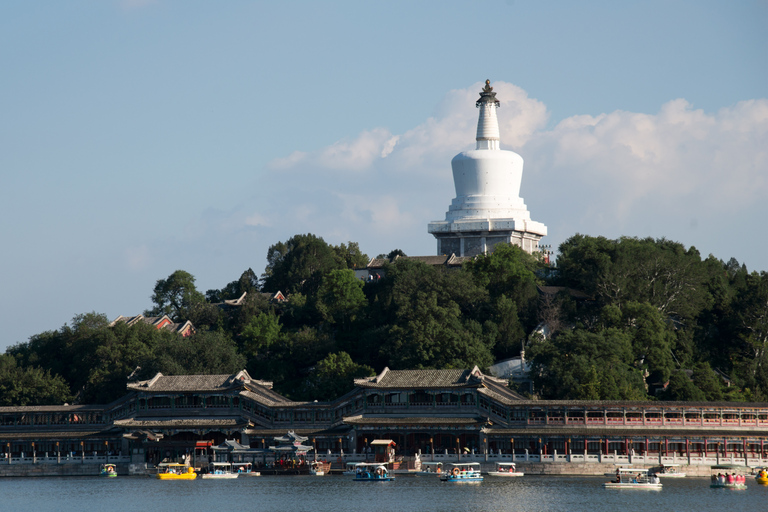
(440, 463), (483, 483)
(353, 462), (395, 482)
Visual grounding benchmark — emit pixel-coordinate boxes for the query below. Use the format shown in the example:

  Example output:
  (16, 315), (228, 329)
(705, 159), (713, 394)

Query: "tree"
(144, 330), (246, 377)
(0, 355), (72, 406)
(147, 270), (206, 321)
(663, 370), (705, 401)
(464, 243), (541, 329)
(374, 259), (494, 370)
(332, 242), (369, 269)
(241, 311), (282, 357)
(306, 352), (374, 401)
(526, 328), (647, 400)
(261, 234), (345, 296)
(316, 269), (367, 330)
(206, 268), (260, 303)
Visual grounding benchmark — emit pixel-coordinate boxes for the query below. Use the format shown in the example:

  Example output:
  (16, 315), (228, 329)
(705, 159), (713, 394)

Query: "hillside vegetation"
(4, 233), (766, 405)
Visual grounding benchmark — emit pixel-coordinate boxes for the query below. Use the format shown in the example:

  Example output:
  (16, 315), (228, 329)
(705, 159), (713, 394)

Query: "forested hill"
(3, 233), (766, 406)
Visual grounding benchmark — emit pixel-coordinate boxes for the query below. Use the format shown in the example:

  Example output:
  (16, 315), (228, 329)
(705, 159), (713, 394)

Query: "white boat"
(710, 465), (748, 489)
(656, 463), (686, 478)
(353, 462), (394, 482)
(415, 461), (443, 476)
(603, 468), (662, 489)
(342, 462), (358, 476)
(233, 462), (260, 477)
(201, 462), (239, 479)
(440, 463), (483, 483)
(309, 460), (331, 476)
(603, 464), (632, 477)
(487, 462), (524, 477)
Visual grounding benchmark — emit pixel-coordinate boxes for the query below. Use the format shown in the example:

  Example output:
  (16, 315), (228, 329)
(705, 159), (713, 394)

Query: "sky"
(1, 0), (766, 352)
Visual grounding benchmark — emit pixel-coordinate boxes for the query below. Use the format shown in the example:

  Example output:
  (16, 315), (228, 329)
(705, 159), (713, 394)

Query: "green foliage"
(306, 352), (375, 401)
(241, 311), (282, 357)
(7, 232), (765, 406)
(147, 270), (206, 321)
(663, 370), (706, 401)
(527, 329), (647, 400)
(316, 269), (367, 330)
(0, 355), (72, 406)
(464, 244), (540, 328)
(144, 330), (246, 377)
(262, 234), (345, 296)
(373, 259), (494, 369)
(332, 242), (369, 269)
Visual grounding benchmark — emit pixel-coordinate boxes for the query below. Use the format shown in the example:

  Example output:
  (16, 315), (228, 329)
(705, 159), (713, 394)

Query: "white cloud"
(195, 82), (767, 270)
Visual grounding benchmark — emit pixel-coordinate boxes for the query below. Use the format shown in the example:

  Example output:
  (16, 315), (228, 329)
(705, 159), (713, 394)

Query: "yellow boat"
(755, 468), (768, 485)
(156, 463), (197, 480)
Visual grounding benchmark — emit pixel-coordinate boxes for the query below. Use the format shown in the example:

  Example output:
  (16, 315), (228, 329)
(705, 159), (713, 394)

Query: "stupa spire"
(475, 79), (500, 150)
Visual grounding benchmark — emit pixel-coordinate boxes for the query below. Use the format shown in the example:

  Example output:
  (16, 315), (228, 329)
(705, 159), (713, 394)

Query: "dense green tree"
(691, 362), (724, 401)
(373, 259), (494, 369)
(0, 355), (72, 406)
(489, 295), (526, 360)
(316, 269), (367, 330)
(464, 244), (541, 328)
(146, 270), (206, 321)
(527, 329), (647, 400)
(241, 311), (282, 357)
(332, 242), (369, 269)
(730, 271), (768, 398)
(663, 370), (705, 401)
(306, 352), (375, 401)
(557, 236), (712, 321)
(144, 330), (246, 377)
(261, 234), (345, 296)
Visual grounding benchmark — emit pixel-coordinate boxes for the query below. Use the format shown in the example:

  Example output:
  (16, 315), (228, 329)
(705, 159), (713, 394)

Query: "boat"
(353, 462), (395, 481)
(201, 462), (239, 479)
(415, 461), (443, 476)
(603, 463), (632, 477)
(342, 462), (358, 476)
(754, 467), (768, 485)
(487, 462), (524, 477)
(440, 463), (483, 483)
(156, 463), (197, 480)
(710, 465), (748, 489)
(310, 460), (331, 476)
(603, 468), (662, 489)
(233, 462), (260, 477)
(99, 463), (117, 478)
(656, 463), (686, 478)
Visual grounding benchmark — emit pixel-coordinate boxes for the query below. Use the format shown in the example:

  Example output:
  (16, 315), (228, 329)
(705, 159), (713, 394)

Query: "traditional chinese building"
(1, 367), (767, 473)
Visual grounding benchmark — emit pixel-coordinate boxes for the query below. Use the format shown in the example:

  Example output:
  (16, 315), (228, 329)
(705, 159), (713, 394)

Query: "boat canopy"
(370, 439), (396, 446)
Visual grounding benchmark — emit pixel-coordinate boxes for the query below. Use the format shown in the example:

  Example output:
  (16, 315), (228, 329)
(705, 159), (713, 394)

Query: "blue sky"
(1, 0), (766, 352)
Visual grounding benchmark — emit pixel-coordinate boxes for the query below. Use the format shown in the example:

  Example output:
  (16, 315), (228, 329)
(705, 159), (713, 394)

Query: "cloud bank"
(217, 81), (768, 270)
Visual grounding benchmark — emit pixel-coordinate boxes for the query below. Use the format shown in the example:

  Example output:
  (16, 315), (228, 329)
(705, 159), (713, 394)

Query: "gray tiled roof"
(344, 415), (486, 426)
(128, 373), (235, 392)
(481, 426), (768, 438)
(114, 417), (247, 428)
(354, 368), (481, 389)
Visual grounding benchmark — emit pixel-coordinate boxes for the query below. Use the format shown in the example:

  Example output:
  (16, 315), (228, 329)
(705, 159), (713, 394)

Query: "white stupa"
(428, 80), (547, 257)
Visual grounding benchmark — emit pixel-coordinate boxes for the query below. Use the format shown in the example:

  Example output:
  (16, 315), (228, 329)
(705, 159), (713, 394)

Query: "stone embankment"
(0, 463), (130, 477)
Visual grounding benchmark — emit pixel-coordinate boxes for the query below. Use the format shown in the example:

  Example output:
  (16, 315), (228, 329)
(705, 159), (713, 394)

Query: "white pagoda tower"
(428, 80), (547, 257)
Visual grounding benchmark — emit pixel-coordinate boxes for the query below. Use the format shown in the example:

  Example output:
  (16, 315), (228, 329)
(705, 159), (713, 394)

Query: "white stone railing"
(326, 450), (768, 467)
(4, 453), (131, 465)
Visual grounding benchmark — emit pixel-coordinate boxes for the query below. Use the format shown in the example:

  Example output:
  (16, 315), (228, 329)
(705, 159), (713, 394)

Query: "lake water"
(1, 474), (765, 512)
